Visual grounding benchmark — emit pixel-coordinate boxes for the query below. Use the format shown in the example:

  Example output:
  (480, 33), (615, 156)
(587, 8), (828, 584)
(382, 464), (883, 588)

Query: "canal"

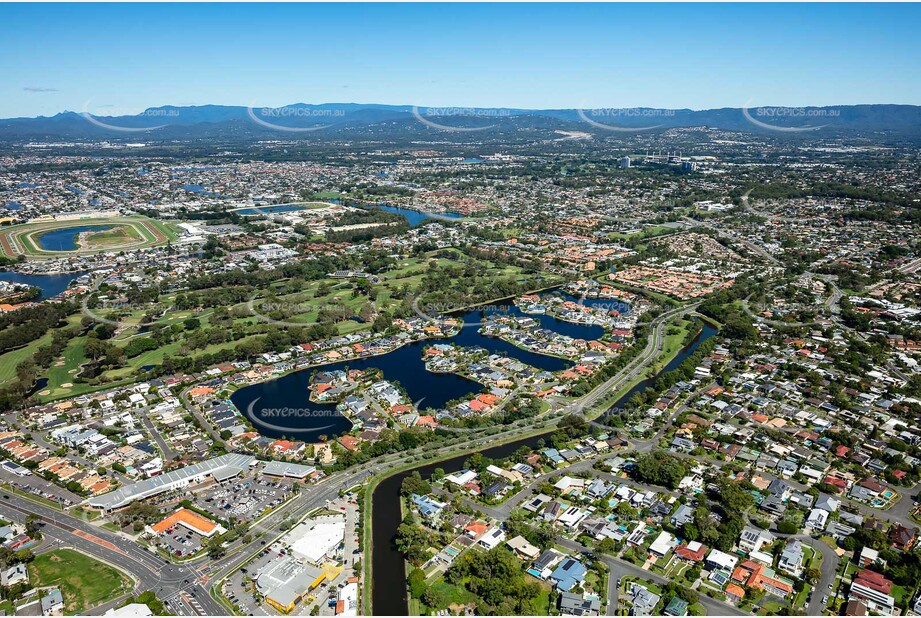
(369, 319), (717, 615)
(230, 293), (608, 441)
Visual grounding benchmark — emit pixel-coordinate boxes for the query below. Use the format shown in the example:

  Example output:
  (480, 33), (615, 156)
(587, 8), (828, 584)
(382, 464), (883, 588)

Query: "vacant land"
(28, 549), (132, 613)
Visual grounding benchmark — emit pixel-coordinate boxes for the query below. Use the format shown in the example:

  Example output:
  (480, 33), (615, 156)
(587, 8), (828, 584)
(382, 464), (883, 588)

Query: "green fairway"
(9, 247), (561, 404)
(28, 549), (132, 614)
(0, 330), (55, 385)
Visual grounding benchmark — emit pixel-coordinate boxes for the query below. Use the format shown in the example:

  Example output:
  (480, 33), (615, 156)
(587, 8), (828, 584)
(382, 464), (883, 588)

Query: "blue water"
(18, 183), (38, 189)
(36, 225), (114, 251)
(603, 322), (718, 415)
(230, 299), (603, 440)
(5, 202), (21, 211)
(65, 185), (83, 195)
(375, 205), (463, 227)
(182, 184), (223, 198)
(0, 271), (87, 300)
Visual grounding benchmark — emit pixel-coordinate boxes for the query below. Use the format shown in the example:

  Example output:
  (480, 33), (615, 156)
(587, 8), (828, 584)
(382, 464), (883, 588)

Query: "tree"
(401, 471), (431, 496)
(206, 535), (225, 559)
(776, 521), (798, 534)
(597, 537), (616, 554)
(634, 451), (688, 489)
(408, 568), (427, 598)
(24, 515), (41, 539)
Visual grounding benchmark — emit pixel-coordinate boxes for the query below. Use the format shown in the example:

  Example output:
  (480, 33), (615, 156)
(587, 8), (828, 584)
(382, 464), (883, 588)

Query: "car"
(822, 596), (829, 605)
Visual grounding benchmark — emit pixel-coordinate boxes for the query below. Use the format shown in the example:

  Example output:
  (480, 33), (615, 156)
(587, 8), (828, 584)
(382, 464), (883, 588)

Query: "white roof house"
(557, 506), (588, 529)
(444, 469), (478, 487)
(806, 508), (829, 531)
(705, 549), (739, 571)
(649, 531), (676, 557)
(477, 527), (506, 550)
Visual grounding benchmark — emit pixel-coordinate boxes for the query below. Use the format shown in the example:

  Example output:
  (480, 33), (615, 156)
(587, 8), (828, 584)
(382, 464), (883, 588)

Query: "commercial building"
(86, 453), (254, 511)
(287, 517), (346, 564)
(148, 508), (226, 538)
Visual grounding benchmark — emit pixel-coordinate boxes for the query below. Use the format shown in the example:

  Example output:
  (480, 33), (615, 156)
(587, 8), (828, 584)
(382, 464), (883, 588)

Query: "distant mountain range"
(2, 103), (920, 140)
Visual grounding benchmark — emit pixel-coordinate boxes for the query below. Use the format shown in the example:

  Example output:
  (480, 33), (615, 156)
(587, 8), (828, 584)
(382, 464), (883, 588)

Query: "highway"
(0, 494), (224, 615)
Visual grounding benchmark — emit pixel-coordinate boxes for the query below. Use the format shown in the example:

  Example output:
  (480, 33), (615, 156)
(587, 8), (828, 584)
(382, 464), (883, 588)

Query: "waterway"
(369, 321), (717, 615)
(599, 321), (717, 415)
(375, 205), (463, 227)
(229, 294), (606, 441)
(35, 225), (113, 251)
(0, 270), (87, 299)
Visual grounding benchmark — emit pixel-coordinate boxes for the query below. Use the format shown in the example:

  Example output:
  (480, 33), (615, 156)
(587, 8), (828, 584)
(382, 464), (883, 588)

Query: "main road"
(0, 493), (225, 615)
(0, 299), (706, 615)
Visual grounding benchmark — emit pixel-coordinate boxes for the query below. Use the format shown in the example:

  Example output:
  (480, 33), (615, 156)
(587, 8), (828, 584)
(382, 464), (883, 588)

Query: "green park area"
(0, 247), (560, 404)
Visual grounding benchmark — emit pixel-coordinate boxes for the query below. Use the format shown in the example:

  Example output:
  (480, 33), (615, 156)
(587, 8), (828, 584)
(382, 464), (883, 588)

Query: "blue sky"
(1, 3), (919, 118)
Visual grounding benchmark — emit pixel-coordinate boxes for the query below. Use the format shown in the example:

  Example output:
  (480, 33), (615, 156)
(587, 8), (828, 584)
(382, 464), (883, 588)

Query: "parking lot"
(156, 524), (208, 559)
(222, 492), (364, 616)
(222, 542), (277, 615)
(0, 466), (82, 507)
(194, 474), (294, 522)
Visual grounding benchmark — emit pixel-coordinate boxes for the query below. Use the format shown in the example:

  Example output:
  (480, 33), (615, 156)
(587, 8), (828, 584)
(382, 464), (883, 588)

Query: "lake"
(229, 298), (604, 442)
(375, 205), (463, 227)
(236, 205), (307, 216)
(35, 225), (113, 251)
(0, 270), (87, 299)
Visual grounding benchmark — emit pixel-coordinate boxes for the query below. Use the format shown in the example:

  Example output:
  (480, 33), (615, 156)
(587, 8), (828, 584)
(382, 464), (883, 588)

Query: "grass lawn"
(42, 318), (88, 398)
(608, 225), (675, 241)
(82, 225), (142, 248)
(757, 600), (785, 615)
(71, 506), (101, 521)
(793, 584), (810, 608)
(0, 331), (54, 386)
(807, 546), (823, 570)
(424, 578), (477, 607)
(530, 580), (553, 615)
(28, 549), (132, 614)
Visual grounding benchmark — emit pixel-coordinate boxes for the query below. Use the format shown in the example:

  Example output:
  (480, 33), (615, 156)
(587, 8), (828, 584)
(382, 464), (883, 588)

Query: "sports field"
(0, 216), (179, 259)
